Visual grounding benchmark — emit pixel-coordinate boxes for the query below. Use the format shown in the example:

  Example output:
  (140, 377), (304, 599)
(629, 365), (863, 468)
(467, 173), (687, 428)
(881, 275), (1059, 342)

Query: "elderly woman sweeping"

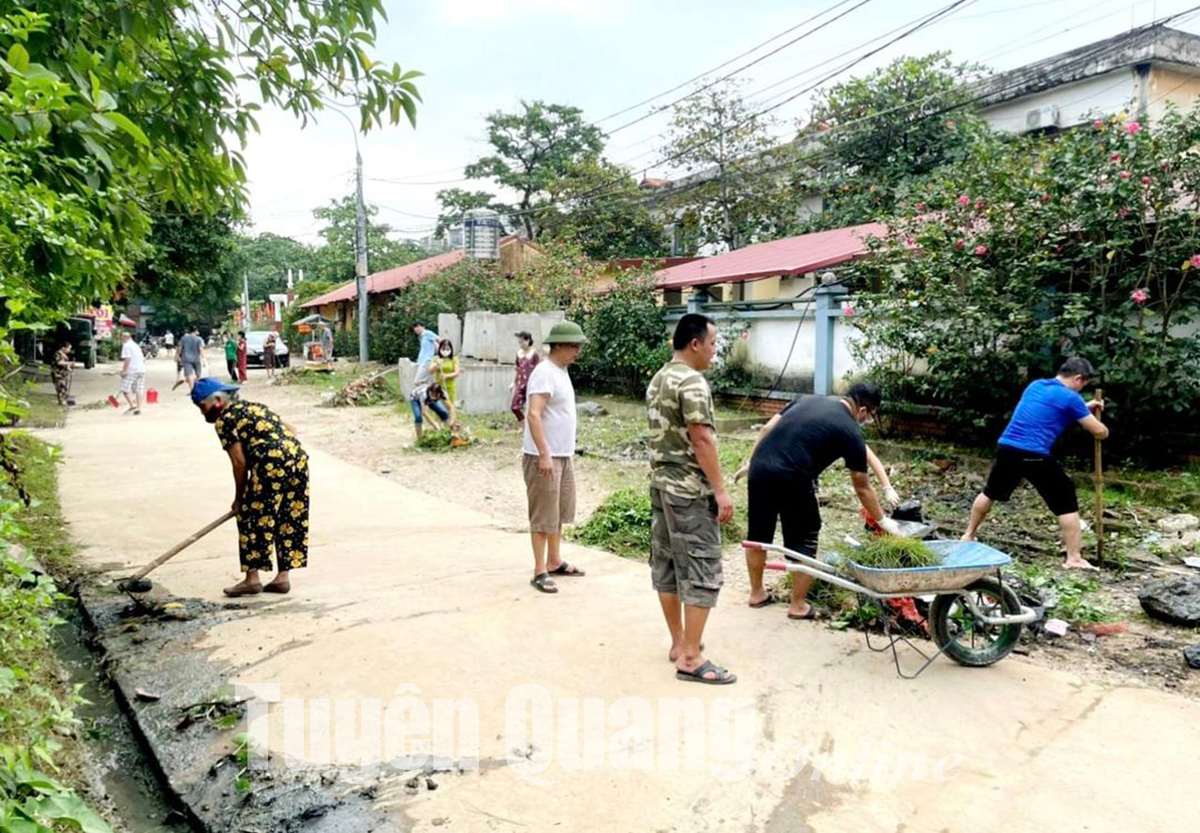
(191, 377), (310, 596)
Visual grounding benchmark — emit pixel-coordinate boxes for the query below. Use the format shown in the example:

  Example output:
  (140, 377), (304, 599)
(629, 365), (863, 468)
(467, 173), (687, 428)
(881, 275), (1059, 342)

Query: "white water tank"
(463, 208), (501, 261)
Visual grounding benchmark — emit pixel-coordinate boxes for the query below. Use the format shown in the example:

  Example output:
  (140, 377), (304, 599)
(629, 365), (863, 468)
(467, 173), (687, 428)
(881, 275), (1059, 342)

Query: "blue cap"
(191, 377), (239, 405)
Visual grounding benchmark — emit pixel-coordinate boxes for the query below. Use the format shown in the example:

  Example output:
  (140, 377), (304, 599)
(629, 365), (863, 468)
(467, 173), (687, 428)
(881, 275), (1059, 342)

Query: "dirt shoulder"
(253, 364), (1200, 699)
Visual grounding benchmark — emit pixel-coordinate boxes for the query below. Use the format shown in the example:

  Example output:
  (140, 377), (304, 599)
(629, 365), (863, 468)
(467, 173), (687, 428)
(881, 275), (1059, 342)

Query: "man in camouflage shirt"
(646, 313), (736, 685)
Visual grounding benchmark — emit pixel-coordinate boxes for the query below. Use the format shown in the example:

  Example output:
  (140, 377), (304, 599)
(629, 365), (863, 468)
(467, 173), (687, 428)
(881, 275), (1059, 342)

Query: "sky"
(242, 0), (1200, 245)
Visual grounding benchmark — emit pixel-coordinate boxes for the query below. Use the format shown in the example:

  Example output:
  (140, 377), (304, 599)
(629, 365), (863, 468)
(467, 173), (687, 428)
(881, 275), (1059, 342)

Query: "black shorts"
(983, 444), (1079, 516)
(747, 475), (820, 559)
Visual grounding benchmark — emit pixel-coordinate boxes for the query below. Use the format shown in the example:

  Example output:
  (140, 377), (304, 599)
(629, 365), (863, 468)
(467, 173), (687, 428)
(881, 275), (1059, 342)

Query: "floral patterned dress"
(511, 350), (541, 421)
(215, 399), (310, 572)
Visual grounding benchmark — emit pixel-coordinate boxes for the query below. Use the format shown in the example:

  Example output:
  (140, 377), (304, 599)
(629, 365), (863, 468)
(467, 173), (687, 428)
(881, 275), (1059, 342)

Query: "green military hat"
(543, 320), (587, 344)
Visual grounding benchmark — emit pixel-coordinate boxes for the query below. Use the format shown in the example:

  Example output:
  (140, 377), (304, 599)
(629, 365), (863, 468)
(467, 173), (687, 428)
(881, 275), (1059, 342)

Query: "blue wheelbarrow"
(744, 539), (1042, 679)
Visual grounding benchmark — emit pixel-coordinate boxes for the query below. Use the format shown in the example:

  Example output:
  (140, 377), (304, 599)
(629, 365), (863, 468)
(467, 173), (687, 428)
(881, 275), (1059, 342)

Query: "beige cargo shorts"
(523, 454), (577, 533)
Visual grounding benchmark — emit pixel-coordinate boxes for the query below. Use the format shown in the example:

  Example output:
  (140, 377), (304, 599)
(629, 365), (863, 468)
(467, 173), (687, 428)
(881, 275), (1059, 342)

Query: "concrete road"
(47, 357), (1200, 832)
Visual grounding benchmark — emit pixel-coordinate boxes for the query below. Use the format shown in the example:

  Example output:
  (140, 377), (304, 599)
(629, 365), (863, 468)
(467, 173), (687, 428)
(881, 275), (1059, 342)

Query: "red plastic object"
(107, 395), (120, 408)
(146, 389), (158, 404)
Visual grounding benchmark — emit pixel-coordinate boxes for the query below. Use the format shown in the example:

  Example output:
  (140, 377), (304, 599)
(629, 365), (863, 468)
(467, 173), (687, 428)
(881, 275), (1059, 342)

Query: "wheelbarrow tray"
(843, 541), (1011, 594)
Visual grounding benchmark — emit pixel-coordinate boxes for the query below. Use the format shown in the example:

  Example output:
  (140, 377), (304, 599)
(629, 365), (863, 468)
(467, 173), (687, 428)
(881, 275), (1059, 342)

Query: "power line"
(604, 0), (879, 136)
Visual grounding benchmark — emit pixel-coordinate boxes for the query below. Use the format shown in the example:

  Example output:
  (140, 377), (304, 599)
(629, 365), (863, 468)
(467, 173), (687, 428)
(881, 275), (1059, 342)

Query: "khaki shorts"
(650, 486), (723, 608)
(523, 454), (577, 533)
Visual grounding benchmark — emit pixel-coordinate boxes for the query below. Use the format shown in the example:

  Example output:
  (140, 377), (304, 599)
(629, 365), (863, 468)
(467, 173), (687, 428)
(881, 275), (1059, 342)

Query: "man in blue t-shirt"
(963, 357), (1109, 570)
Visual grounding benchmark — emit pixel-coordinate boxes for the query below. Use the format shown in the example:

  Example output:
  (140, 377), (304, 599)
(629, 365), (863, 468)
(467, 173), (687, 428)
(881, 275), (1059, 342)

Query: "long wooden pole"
(1093, 387), (1104, 565)
(127, 511), (236, 581)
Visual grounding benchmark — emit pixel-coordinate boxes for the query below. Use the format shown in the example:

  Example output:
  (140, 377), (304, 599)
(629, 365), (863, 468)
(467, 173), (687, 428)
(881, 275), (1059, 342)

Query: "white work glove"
(884, 486), (901, 509)
(877, 517), (903, 536)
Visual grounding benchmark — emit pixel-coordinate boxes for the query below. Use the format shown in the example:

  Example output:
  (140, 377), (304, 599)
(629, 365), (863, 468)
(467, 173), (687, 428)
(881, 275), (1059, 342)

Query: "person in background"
(52, 342), (75, 406)
(741, 383), (901, 620)
(963, 357), (1108, 570)
(163, 329), (175, 357)
(264, 333), (278, 382)
(119, 331), (146, 414)
(178, 326), (205, 391)
(510, 331), (540, 428)
(524, 321), (587, 593)
(431, 339), (461, 424)
(409, 377), (452, 442)
(191, 378), (309, 597)
(236, 330), (249, 383)
(646, 313), (735, 684)
(224, 333), (239, 382)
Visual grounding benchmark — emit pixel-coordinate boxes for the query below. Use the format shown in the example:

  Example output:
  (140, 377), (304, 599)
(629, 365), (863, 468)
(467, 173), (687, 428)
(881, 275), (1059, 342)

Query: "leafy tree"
(464, 101), (604, 239)
(848, 108), (1200, 460)
(663, 80), (794, 252)
(800, 53), (986, 230)
(311, 195), (425, 283)
(538, 157), (668, 260)
(130, 213), (241, 330)
(435, 187), (502, 236)
(0, 0), (421, 346)
(238, 233), (316, 300)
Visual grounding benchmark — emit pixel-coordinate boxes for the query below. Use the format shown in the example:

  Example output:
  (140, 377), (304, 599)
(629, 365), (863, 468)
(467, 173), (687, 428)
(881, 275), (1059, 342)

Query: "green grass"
(1015, 562), (1113, 624)
(18, 389), (67, 429)
(569, 488), (651, 560)
(8, 434), (76, 574)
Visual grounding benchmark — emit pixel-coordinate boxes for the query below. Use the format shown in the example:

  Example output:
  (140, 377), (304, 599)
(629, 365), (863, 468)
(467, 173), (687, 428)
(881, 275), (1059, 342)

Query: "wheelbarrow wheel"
(929, 576), (1023, 668)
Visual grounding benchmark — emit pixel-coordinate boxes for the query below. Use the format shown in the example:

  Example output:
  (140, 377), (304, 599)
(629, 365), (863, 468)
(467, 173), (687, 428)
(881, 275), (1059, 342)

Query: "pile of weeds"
(836, 536), (940, 569)
(570, 488), (651, 560)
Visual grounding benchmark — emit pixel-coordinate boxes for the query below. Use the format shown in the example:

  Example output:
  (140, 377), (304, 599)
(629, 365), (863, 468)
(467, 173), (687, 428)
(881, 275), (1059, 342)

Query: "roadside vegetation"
(0, 433), (109, 832)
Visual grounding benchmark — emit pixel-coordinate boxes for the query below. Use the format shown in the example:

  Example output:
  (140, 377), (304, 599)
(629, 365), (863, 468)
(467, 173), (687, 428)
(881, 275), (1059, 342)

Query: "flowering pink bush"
(1130, 288), (1148, 304)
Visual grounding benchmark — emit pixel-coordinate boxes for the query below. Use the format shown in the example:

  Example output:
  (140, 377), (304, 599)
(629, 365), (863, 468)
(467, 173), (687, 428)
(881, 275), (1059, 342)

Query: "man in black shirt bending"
(743, 382), (900, 620)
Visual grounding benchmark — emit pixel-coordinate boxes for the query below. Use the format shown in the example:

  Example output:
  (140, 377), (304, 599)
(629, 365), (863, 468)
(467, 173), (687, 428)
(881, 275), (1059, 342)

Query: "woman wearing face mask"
(510, 331), (540, 428)
(432, 339), (462, 424)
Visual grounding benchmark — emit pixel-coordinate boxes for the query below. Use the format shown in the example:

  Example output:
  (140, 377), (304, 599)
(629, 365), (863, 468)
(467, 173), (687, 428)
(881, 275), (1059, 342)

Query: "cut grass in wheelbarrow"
(835, 536), (941, 569)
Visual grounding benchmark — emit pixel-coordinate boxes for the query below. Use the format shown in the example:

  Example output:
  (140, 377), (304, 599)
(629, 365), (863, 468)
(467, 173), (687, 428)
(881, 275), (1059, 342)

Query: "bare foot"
(747, 591), (772, 608)
(668, 641), (704, 662)
(263, 576), (291, 594)
(960, 532), (976, 542)
(1063, 557), (1099, 571)
(223, 579), (263, 597)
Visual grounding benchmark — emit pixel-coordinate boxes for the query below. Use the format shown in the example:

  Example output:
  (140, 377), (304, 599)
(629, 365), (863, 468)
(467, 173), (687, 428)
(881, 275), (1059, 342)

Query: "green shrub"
(570, 488), (652, 560)
(569, 271), (671, 397)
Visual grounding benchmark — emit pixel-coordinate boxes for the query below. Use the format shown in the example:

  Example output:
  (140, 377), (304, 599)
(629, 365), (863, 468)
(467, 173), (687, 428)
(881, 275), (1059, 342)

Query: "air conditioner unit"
(1024, 105), (1060, 132)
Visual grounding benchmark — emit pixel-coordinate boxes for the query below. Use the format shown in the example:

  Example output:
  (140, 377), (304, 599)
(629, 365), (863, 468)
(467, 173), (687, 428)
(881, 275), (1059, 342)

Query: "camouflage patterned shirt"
(646, 360), (716, 498)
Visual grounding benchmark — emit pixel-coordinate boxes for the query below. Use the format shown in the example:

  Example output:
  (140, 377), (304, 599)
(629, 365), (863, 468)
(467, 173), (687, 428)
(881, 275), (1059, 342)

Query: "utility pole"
(355, 148), (370, 362)
(242, 272), (250, 326)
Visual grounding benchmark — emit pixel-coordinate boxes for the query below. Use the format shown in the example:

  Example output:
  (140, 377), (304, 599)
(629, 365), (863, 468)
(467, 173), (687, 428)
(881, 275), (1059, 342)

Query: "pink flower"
(1110, 152), (1121, 162)
(1126, 121), (1140, 135)
(955, 239), (966, 251)
(974, 198), (986, 210)
(905, 236), (915, 246)
(915, 202), (926, 211)
(1141, 175), (1152, 185)
(1093, 119), (1104, 130)
(1130, 288), (1148, 304)
(842, 303), (855, 317)
(739, 331), (748, 340)
(1118, 207), (1130, 218)
(974, 245), (988, 257)
(1119, 170), (1131, 180)
(958, 194), (970, 206)
(1191, 254), (1200, 269)
(1040, 193), (1051, 203)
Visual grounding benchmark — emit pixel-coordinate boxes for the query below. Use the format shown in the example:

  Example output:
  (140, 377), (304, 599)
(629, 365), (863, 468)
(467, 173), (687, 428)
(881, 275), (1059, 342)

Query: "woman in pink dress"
(509, 331), (540, 426)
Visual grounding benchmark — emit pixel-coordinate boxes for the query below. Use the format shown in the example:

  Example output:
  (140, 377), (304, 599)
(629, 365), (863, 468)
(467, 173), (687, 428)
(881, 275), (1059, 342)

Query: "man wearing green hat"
(524, 321), (588, 593)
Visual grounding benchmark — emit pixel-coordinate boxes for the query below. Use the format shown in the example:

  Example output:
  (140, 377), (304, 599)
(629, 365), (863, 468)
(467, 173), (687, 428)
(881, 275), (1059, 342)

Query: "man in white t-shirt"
(524, 321), (588, 593)
(119, 331), (146, 414)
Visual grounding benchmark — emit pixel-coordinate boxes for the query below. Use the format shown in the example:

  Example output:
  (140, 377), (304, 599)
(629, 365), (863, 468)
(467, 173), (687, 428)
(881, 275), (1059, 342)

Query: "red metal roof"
(301, 235), (533, 308)
(654, 223), (888, 289)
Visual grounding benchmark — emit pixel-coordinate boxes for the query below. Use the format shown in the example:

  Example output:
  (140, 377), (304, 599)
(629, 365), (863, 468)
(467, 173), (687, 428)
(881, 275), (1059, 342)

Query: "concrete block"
(456, 360), (514, 414)
(498, 313), (549, 364)
(396, 358), (417, 398)
(437, 313), (462, 354)
(462, 311), (499, 361)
